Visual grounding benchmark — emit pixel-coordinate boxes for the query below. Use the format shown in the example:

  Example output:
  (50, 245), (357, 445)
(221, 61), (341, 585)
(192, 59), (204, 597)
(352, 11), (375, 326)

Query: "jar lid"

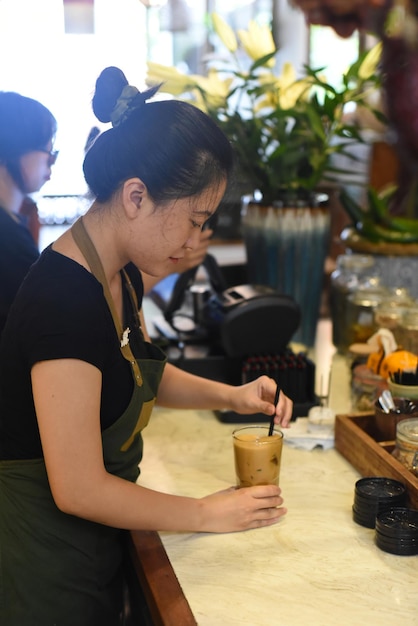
(401, 307), (418, 326)
(375, 303), (405, 315)
(375, 507), (418, 539)
(355, 477), (406, 501)
(352, 506), (377, 528)
(336, 254), (375, 271)
(377, 290), (413, 310)
(396, 418), (418, 443)
(374, 305), (404, 327)
(349, 287), (388, 307)
(375, 507), (418, 555)
(390, 287), (412, 299)
(375, 533), (418, 555)
(352, 477), (407, 528)
(384, 287), (414, 305)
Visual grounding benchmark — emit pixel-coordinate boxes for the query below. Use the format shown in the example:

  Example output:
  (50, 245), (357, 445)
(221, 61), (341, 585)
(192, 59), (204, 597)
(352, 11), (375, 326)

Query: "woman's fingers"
(202, 484), (287, 532)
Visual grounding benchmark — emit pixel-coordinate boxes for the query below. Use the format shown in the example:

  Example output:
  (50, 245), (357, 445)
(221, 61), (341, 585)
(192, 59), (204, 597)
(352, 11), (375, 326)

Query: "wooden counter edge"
(127, 529), (197, 626)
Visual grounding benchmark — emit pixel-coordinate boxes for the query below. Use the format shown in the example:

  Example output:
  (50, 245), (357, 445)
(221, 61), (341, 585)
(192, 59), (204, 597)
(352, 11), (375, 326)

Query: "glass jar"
(345, 283), (389, 348)
(398, 307), (418, 354)
(330, 254), (375, 353)
(351, 364), (388, 412)
(392, 418), (418, 476)
(374, 289), (415, 346)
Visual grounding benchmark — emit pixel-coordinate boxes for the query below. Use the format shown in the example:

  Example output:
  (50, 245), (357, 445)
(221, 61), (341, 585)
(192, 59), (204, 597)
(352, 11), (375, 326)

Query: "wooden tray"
(334, 413), (418, 509)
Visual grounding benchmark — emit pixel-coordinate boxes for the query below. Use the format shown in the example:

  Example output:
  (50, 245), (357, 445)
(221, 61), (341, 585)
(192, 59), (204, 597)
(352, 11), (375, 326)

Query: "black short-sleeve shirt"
(0, 246), (145, 460)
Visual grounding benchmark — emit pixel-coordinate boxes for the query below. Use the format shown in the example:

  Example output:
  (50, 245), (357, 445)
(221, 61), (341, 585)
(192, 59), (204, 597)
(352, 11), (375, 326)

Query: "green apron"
(0, 218), (166, 625)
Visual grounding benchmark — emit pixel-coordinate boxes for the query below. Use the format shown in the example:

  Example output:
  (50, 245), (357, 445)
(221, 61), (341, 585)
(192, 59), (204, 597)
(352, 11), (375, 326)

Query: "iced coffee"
(233, 426), (283, 488)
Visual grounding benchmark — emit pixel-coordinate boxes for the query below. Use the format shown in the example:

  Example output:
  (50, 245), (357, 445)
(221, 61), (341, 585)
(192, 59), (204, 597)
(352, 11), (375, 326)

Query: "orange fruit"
(379, 350), (418, 380)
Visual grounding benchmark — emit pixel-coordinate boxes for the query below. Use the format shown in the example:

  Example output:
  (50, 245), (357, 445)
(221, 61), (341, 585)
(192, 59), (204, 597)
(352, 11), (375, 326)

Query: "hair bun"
(92, 67), (161, 127)
(92, 66), (128, 123)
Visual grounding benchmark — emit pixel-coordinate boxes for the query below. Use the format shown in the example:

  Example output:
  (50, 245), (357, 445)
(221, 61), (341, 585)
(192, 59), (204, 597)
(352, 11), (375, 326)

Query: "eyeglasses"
(37, 148), (59, 166)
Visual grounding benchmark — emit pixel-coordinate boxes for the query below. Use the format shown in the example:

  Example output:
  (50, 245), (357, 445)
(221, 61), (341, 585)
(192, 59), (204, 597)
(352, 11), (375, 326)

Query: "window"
(0, 0), (148, 201)
(310, 25), (360, 90)
(0, 0), (361, 222)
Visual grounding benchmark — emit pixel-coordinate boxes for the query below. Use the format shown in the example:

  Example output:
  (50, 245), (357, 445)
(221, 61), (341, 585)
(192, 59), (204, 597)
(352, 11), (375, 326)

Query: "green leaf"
(249, 50), (278, 71)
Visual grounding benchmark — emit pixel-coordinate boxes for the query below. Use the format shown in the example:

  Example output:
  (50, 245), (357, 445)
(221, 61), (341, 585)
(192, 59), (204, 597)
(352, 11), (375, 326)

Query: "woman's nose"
(185, 229), (201, 249)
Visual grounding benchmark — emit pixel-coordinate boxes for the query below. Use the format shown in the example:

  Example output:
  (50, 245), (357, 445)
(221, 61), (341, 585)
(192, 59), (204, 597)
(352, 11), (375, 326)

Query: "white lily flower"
(146, 62), (194, 95)
(212, 13), (237, 53)
(238, 20), (276, 67)
(358, 42), (382, 80)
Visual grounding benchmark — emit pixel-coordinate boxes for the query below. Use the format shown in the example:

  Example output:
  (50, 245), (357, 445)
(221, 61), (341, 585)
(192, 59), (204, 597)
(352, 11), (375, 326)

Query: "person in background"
(0, 91), (57, 338)
(292, 0), (387, 37)
(141, 224), (213, 293)
(0, 66), (293, 626)
(84, 124), (101, 153)
(18, 194), (41, 245)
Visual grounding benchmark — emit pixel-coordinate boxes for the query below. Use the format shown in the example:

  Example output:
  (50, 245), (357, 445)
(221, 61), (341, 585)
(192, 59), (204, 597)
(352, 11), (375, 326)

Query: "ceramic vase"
(241, 194), (330, 347)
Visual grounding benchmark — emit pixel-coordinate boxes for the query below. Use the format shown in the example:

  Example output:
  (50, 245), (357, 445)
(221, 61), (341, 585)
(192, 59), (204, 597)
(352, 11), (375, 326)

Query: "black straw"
(268, 384), (281, 436)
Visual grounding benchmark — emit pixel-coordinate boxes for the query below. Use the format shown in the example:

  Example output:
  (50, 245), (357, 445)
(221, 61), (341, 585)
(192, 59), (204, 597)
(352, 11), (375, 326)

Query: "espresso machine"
(149, 254), (318, 422)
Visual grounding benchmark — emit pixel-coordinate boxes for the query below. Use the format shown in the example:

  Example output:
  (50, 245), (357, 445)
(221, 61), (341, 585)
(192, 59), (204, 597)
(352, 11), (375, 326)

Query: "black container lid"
(375, 534), (418, 556)
(352, 477), (407, 528)
(355, 477), (406, 501)
(354, 489), (406, 504)
(375, 507), (418, 555)
(376, 507), (418, 539)
(353, 492), (406, 510)
(352, 506), (377, 529)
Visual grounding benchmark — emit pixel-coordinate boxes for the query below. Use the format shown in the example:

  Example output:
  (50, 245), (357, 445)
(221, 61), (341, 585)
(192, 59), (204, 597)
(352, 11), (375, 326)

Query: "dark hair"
(84, 126), (101, 154)
(0, 91), (57, 191)
(83, 66), (233, 204)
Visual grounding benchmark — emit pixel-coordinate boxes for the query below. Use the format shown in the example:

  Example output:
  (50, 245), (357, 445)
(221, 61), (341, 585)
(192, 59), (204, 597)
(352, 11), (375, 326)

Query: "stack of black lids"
(352, 477), (407, 529)
(375, 507), (418, 556)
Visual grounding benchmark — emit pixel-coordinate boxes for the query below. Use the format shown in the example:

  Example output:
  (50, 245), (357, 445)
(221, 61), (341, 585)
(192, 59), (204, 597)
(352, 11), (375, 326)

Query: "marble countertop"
(138, 402), (418, 626)
(136, 314), (417, 624)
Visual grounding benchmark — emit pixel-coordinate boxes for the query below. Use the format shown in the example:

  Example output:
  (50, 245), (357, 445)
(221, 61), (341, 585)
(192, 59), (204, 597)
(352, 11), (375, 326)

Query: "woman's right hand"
(198, 484), (287, 533)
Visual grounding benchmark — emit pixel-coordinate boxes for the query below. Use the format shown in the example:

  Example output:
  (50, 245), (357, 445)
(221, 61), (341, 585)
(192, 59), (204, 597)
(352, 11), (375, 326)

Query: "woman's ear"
(122, 178), (147, 218)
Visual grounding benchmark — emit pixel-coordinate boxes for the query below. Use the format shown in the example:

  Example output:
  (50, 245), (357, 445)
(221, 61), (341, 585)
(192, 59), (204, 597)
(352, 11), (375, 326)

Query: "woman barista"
(0, 66), (292, 625)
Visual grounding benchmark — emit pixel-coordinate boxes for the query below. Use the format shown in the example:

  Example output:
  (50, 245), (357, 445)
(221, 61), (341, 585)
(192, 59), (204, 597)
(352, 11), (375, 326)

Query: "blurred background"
(0, 0), (361, 228)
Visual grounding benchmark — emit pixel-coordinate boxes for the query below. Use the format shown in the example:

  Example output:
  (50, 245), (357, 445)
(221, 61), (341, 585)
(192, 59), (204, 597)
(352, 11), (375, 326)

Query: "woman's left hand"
(229, 376), (293, 428)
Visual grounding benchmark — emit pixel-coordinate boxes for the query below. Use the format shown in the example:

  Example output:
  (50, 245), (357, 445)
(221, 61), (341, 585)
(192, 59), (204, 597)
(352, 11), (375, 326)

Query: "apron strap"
(71, 217), (143, 387)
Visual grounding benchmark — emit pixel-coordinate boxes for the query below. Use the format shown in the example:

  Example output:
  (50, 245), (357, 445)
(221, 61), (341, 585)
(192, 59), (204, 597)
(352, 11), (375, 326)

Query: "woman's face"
(130, 181), (226, 277)
(19, 142), (57, 193)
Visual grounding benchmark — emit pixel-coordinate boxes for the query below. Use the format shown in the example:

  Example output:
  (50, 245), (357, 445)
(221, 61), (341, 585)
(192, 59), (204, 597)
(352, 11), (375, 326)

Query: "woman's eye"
(191, 220), (203, 230)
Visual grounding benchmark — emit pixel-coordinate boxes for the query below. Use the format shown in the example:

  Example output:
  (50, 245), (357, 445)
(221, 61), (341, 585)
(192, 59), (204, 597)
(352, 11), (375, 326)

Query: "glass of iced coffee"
(232, 425), (284, 488)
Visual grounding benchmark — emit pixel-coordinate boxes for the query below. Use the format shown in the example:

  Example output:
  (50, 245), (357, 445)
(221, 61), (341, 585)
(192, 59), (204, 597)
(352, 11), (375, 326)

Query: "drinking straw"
(268, 384), (281, 436)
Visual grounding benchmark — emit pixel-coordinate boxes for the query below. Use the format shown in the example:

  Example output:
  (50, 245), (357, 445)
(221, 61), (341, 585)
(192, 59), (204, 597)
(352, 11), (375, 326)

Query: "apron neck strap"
(71, 217), (143, 386)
